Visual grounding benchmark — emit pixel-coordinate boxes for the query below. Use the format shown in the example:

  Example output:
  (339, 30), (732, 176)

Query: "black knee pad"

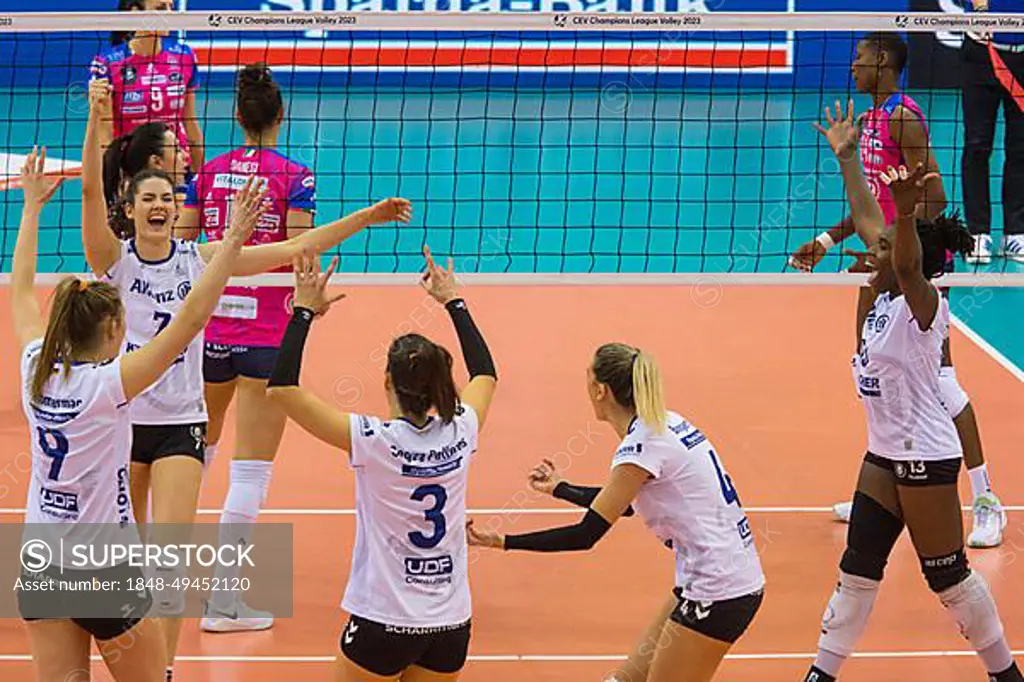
(839, 492), (905, 581)
(921, 549), (970, 593)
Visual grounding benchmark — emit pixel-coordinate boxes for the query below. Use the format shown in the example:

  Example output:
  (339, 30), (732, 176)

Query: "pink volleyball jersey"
(89, 38), (200, 161)
(858, 93), (929, 226)
(184, 147), (316, 347)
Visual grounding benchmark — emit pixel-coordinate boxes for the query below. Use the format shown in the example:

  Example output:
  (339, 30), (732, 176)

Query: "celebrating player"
(90, 0), (205, 169)
(790, 32), (1006, 548)
(800, 101), (1022, 682)
(81, 79), (411, 680)
(103, 121), (189, 238)
(467, 344), (764, 682)
(266, 247), (497, 681)
(11, 146), (260, 682)
(174, 63), (321, 633)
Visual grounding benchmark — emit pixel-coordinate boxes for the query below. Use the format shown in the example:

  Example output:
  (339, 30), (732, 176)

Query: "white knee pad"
(939, 570), (1005, 651)
(938, 367), (970, 420)
(819, 572), (881, 658)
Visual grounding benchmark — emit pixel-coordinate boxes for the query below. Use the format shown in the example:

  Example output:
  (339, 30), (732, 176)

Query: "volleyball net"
(1, 9), (1024, 285)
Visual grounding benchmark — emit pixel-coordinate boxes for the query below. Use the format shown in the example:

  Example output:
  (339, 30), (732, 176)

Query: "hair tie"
(77, 279), (89, 293)
(632, 351), (640, 366)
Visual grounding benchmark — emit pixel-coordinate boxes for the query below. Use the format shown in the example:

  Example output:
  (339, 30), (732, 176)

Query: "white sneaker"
(201, 599), (274, 633)
(1004, 234), (1024, 263)
(966, 234), (993, 264)
(832, 501), (853, 523)
(968, 492), (1007, 549)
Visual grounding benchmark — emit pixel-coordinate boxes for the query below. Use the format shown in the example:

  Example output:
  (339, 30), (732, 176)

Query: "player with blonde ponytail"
(468, 342), (764, 682)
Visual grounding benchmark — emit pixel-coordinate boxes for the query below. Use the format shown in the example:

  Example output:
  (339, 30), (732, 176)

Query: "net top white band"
(1, 11), (1024, 34)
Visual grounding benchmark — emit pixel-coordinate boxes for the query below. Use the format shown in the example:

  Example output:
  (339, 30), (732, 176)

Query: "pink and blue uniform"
(89, 37), (200, 161)
(859, 93), (930, 226)
(185, 147), (315, 382)
(859, 92), (953, 272)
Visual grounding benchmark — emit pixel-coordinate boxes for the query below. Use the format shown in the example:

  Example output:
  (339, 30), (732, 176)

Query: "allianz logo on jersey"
(129, 278), (191, 304)
(39, 487), (80, 517)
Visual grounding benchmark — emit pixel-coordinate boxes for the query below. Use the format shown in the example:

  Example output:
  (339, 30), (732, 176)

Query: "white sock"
(968, 463), (993, 500)
(204, 444), (219, 471)
(210, 460), (273, 612)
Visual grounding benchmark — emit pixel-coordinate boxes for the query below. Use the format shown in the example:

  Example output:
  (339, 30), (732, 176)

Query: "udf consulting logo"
(20, 539), (53, 572)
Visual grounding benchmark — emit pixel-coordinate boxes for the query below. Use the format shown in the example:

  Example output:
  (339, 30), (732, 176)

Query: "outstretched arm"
(197, 199), (412, 276)
(815, 99), (885, 249)
(889, 165), (941, 331)
(418, 246), (498, 428)
(11, 148), (63, 350)
(526, 458), (635, 517)
(82, 79), (121, 275)
(467, 463), (650, 553)
(891, 108), (946, 222)
(266, 254), (352, 450)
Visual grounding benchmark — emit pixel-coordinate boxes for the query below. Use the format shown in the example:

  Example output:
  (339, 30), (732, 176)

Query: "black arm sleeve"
(445, 298), (496, 379)
(503, 509), (612, 553)
(552, 482), (635, 517)
(267, 307), (314, 388)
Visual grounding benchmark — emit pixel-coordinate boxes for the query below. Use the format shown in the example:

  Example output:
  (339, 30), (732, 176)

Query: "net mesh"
(1, 10), (1024, 284)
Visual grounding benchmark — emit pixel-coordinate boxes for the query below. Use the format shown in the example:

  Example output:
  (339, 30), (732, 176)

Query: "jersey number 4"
(708, 449), (740, 506)
(36, 427), (69, 481)
(409, 484), (448, 549)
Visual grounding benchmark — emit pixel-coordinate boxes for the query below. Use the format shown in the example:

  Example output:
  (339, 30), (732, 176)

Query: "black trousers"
(961, 36), (1024, 236)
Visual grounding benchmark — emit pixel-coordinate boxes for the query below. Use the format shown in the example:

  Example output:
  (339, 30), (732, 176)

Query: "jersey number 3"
(409, 484), (448, 549)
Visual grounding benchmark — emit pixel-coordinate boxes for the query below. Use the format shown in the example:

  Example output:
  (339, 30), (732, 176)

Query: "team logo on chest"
(873, 314), (889, 333)
(177, 281), (192, 301)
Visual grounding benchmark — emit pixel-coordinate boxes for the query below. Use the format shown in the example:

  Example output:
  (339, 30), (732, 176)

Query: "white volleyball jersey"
(852, 291), (960, 462)
(612, 412), (765, 603)
(103, 239), (207, 425)
(20, 340), (139, 562)
(343, 405), (479, 628)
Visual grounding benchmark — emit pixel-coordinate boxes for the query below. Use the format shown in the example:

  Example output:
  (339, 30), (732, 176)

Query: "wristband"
(267, 307), (314, 388)
(816, 232), (836, 251)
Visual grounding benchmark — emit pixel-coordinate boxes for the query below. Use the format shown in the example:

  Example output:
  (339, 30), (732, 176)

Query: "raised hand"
(20, 146), (63, 208)
(813, 99), (863, 162)
(881, 163), (940, 219)
(367, 198), (413, 225)
(88, 79), (113, 122)
(419, 245), (458, 304)
(292, 252), (346, 319)
(222, 177), (267, 249)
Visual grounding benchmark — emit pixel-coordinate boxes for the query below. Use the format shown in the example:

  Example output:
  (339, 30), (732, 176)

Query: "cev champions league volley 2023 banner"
(0, 0), (956, 87)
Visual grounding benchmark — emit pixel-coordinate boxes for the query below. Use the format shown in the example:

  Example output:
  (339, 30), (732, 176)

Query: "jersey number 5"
(409, 484), (448, 549)
(36, 427), (69, 481)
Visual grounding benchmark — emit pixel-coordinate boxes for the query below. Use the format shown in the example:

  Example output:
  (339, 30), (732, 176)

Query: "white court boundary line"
(1, 650), (1023, 663)
(952, 314), (1024, 383)
(0, 505), (1021, 516)
(3, 272), (1024, 287)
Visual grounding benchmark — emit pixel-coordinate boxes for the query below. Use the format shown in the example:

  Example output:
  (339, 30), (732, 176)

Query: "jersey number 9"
(36, 427), (70, 481)
(409, 484), (448, 549)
